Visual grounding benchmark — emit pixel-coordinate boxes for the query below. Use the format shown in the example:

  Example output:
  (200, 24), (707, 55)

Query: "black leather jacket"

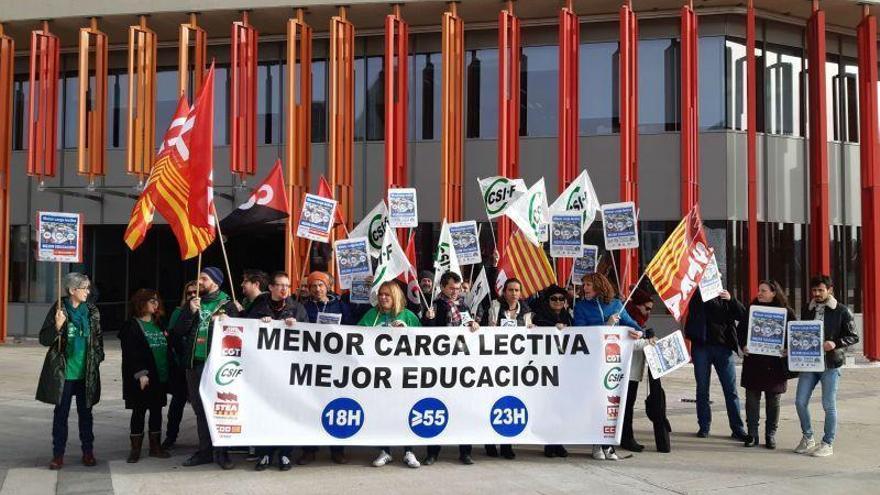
(801, 297), (859, 369)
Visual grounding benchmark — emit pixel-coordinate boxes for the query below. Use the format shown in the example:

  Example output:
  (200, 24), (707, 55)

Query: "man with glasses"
(174, 266), (240, 470)
(247, 271), (307, 471)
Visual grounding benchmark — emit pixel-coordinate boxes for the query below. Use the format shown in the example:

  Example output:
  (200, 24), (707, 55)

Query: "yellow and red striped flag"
(124, 66), (217, 259)
(496, 229), (556, 298)
(645, 205), (712, 321)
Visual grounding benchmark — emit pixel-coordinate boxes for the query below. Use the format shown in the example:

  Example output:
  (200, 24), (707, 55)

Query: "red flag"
(219, 159), (289, 234)
(186, 64), (216, 228)
(398, 231), (422, 305)
(318, 175), (346, 226)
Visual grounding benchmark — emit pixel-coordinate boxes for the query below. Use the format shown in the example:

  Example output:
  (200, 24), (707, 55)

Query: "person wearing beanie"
(173, 266), (240, 470)
(418, 271), (434, 299)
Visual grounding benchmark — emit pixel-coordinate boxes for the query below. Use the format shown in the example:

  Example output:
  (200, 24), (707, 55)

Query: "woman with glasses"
(38, 272), (104, 470)
(358, 281), (422, 468)
(532, 284), (573, 458)
(574, 273), (644, 461)
(162, 281), (198, 450)
(119, 289), (172, 463)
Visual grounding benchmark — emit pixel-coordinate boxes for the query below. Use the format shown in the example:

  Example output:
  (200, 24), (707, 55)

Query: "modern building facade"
(0, 0), (878, 360)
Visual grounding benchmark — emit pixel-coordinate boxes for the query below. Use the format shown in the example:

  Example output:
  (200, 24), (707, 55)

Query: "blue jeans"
(795, 368), (840, 445)
(692, 344), (745, 435)
(52, 380), (94, 457)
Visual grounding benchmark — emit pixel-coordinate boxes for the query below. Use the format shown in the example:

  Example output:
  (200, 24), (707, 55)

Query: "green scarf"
(194, 290), (229, 361)
(63, 299), (90, 380)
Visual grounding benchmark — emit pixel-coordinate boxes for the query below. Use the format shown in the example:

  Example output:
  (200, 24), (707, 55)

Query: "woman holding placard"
(573, 273), (644, 461)
(736, 280), (796, 449)
(484, 278), (532, 460)
(358, 281), (422, 468)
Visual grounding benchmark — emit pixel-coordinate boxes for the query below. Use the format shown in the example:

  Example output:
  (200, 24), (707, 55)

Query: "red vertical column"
(497, 1), (520, 253)
(385, 5), (409, 190)
(557, 1), (579, 286)
(231, 12), (258, 179)
(807, 1), (830, 276)
(619, 1), (639, 291)
(746, 0), (759, 299)
(857, 6), (880, 361)
(680, 2), (699, 215)
(27, 22), (60, 181)
(0, 24), (12, 343)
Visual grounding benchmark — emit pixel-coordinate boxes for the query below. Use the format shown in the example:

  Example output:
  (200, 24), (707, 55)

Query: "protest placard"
(746, 306), (788, 357)
(297, 194), (337, 242)
(388, 188), (418, 228)
(550, 213), (583, 258)
(644, 330), (690, 379)
(334, 237), (372, 290)
(601, 202), (639, 250)
(787, 320), (825, 372)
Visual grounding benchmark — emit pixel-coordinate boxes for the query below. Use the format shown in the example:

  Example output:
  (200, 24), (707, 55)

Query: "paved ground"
(0, 340), (878, 495)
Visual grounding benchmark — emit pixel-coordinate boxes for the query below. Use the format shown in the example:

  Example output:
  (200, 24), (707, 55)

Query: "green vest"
(140, 320), (169, 383)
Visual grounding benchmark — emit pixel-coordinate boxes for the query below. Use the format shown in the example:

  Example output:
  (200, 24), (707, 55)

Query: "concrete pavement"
(0, 340), (878, 494)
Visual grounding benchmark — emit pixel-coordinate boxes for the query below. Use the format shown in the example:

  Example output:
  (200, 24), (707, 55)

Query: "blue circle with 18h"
(490, 396), (529, 437)
(321, 398), (364, 439)
(408, 398), (449, 438)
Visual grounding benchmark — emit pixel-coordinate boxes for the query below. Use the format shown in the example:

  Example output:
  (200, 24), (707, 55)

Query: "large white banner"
(201, 319), (633, 446)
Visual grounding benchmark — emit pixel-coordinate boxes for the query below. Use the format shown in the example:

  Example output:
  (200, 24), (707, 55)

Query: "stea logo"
(215, 360), (243, 386)
(216, 424), (242, 436)
(604, 334), (621, 363)
(603, 425), (616, 437)
(222, 326), (243, 357)
(603, 367), (624, 391)
(214, 392), (239, 419)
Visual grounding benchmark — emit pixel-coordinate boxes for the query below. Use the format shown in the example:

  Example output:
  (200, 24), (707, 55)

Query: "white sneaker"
(372, 451), (392, 467)
(591, 445), (605, 460)
(603, 446), (619, 461)
(810, 442), (833, 457)
(403, 451), (421, 468)
(794, 435), (816, 454)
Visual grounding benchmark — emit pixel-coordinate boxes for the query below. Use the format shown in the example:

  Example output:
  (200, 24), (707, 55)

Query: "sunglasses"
(549, 296), (566, 302)
(186, 291), (197, 296)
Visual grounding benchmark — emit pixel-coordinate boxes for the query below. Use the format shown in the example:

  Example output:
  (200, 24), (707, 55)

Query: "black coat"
(531, 303), (573, 327)
(801, 296), (859, 369)
(119, 318), (169, 409)
(247, 293), (308, 322)
(172, 290), (240, 369)
(737, 301), (796, 393)
(422, 296), (473, 327)
(684, 294), (746, 351)
(36, 299), (104, 407)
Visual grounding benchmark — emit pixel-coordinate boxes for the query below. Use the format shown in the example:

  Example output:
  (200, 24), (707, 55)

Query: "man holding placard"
(794, 275), (859, 458)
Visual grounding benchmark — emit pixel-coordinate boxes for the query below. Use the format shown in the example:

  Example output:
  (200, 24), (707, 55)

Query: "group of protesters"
(36, 262), (858, 470)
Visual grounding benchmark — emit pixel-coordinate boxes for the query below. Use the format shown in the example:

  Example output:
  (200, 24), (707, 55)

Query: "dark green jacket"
(172, 290), (239, 369)
(36, 298), (104, 407)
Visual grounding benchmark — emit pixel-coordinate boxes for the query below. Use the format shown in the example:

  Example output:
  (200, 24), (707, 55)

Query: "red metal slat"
(746, 0), (759, 299)
(807, 6), (831, 275)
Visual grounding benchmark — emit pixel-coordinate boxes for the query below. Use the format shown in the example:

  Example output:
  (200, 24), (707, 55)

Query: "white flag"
(349, 201), (388, 257)
(505, 178), (549, 246)
(478, 176), (527, 219)
(465, 267), (490, 312)
(432, 219), (462, 295)
(371, 227), (411, 298)
(550, 169), (600, 231)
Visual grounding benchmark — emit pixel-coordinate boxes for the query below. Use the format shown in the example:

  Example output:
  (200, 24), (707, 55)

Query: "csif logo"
(603, 366), (624, 390)
(368, 214), (387, 249)
(215, 360), (243, 386)
(484, 178), (518, 215)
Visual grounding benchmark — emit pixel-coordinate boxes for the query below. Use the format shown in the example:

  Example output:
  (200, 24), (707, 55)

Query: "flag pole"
(469, 224), (483, 286)
(211, 204), (237, 305)
(298, 239), (313, 301)
(609, 250), (622, 295)
(196, 254), (202, 284)
(476, 177), (499, 253)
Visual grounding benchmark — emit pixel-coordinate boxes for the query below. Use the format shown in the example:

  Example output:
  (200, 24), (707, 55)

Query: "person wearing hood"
(736, 280), (796, 449)
(573, 273), (643, 461)
(173, 266), (240, 470)
(38, 272), (104, 470)
(302, 271), (351, 324)
(531, 285), (572, 458)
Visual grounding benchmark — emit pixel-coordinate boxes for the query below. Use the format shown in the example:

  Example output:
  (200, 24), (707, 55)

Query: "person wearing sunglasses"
(38, 272), (104, 470)
(119, 289), (172, 463)
(532, 284), (573, 458)
(161, 281), (198, 450)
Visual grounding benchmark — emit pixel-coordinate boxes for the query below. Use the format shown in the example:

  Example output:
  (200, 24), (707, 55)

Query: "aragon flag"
(219, 159), (289, 234)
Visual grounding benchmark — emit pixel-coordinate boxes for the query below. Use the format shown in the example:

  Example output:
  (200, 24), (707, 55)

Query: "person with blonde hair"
(359, 280), (421, 468)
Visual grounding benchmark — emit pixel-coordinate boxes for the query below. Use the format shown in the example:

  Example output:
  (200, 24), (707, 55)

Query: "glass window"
(413, 52), (441, 141)
(827, 56), (859, 143)
(11, 77), (28, 150)
(354, 56), (365, 141)
(521, 45), (558, 137)
(466, 48), (499, 139)
(365, 55), (385, 141)
(62, 71), (78, 149)
(9, 226), (28, 302)
(579, 41), (618, 135)
(639, 39), (679, 133)
(725, 38), (748, 132)
(312, 59), (327, 143)
(107, 70), (128, 149)
(257, 61), (282, 145)
(699, 37), (725, 130)
(759, 222), (807, 315)
(154, 68), (179, 147)
(765, 44), (803, 137)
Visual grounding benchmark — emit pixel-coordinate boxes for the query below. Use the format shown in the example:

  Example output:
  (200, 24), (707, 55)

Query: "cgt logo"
(215, 360), (243, 386)
(604, 335), (621, 363)
(222, 334), (242, 357)
(216, 424), (242, 435)
(603, 367), (624, 391)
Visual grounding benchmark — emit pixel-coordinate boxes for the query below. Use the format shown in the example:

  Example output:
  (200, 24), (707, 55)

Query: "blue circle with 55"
(409, 398), (449, 438)
(490, 396), (528, 437)
(321, 398), (364, 439)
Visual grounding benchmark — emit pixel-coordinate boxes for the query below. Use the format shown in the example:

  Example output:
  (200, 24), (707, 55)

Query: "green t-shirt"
(358, 307), (422, 327)
(64, 321), (88, 380)
(194, 292), (229, 361)
(141, 320), (169, 383)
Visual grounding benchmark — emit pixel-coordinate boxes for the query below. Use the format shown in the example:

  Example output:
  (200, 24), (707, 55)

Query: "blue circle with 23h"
(490, 395), (529, 437)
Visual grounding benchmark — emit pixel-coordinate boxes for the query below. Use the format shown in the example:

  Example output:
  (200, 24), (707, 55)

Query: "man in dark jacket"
(794, 275), (859, 457)
(684, 289), (749, 441)
(174, 266), (239, 469)
(248, 271), (306, 470)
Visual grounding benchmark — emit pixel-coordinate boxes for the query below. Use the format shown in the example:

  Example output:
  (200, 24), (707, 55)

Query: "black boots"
(148, 432), (171, 458)
(127, 434), (144, 463)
